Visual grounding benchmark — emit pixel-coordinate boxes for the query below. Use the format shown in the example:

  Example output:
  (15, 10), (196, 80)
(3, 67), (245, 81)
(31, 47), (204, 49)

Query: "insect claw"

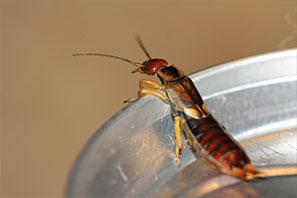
(174, 156), (181, 167)
(123, 98), (135, 104)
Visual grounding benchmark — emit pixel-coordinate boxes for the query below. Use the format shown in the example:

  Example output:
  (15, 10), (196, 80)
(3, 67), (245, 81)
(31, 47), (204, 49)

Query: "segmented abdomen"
(184, 114), (250, 171)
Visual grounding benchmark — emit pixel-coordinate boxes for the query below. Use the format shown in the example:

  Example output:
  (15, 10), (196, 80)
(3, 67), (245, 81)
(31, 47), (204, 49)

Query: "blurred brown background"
(1, 0), (296, 197)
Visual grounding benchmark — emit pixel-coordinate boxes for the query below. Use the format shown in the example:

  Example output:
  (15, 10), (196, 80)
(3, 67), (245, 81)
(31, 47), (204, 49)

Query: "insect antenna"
(72, 53), (142, 67)
(135, 35), (152, 60)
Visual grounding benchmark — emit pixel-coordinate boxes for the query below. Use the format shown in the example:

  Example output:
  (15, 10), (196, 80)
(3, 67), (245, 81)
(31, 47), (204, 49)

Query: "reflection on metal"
(66, 49), (297, 198)
(185, 175), (260, 198)
(189, 176), (240, 197)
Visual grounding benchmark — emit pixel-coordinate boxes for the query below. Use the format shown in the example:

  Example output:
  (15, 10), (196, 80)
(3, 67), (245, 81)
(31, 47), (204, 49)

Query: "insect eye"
(143, 64), (148, 71)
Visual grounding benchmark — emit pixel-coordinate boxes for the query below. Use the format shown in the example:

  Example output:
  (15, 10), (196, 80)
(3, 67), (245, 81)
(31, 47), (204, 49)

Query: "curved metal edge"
(190, 48), (297, 98)
(65, 48), (297, 196)
(188, 48), (297, 79)
(65, 97), (148, 196)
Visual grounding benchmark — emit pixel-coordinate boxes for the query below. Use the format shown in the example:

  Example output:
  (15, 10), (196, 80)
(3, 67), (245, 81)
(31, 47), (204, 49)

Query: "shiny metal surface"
(66, 49), (297, 198)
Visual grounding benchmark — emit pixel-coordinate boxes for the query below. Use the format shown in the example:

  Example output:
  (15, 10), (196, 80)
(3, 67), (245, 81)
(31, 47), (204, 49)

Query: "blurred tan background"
(1, 0), (296, 197)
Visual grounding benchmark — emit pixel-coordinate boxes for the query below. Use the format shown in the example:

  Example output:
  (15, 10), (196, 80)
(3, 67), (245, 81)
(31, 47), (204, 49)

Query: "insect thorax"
(157, 65), (185, 83)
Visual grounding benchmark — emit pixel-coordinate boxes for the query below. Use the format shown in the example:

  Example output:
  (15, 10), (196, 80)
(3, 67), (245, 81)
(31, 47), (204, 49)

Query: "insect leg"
(138, 89), (169, 103)
(124, 79), (168, 103)
(139, 79), (165, 90)
(138, 79), (168, 103)
(180, 120), (193, 149)
(174, 116), (183, 167)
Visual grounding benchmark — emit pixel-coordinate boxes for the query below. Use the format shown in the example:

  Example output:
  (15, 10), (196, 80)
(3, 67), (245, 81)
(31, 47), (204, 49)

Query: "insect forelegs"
(137, 79), (168, 103)
(139, 79), (165, 90)
(124, 79), (168, 104)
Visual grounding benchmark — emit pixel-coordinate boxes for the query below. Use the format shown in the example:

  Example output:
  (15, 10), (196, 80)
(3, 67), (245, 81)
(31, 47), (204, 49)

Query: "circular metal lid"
(66, 49), (297, 198)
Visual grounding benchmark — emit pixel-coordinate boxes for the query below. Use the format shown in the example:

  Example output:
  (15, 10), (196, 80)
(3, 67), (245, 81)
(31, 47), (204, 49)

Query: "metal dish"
(66, 49), (297, 198)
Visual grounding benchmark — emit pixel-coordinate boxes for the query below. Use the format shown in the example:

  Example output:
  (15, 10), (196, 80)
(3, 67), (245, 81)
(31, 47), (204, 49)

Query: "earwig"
(73, 37), (262, 180)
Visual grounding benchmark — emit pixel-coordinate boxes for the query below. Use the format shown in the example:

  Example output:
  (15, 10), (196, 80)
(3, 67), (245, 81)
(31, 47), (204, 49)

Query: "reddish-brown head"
(139, 58), (168, 75)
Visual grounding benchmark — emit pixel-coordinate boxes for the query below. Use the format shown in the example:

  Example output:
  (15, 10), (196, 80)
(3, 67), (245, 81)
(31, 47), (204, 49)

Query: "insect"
(73, 37), (262, 180)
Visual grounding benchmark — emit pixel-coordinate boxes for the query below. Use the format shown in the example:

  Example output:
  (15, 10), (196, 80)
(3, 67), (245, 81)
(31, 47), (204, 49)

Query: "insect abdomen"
(183, 114), (259, 178)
